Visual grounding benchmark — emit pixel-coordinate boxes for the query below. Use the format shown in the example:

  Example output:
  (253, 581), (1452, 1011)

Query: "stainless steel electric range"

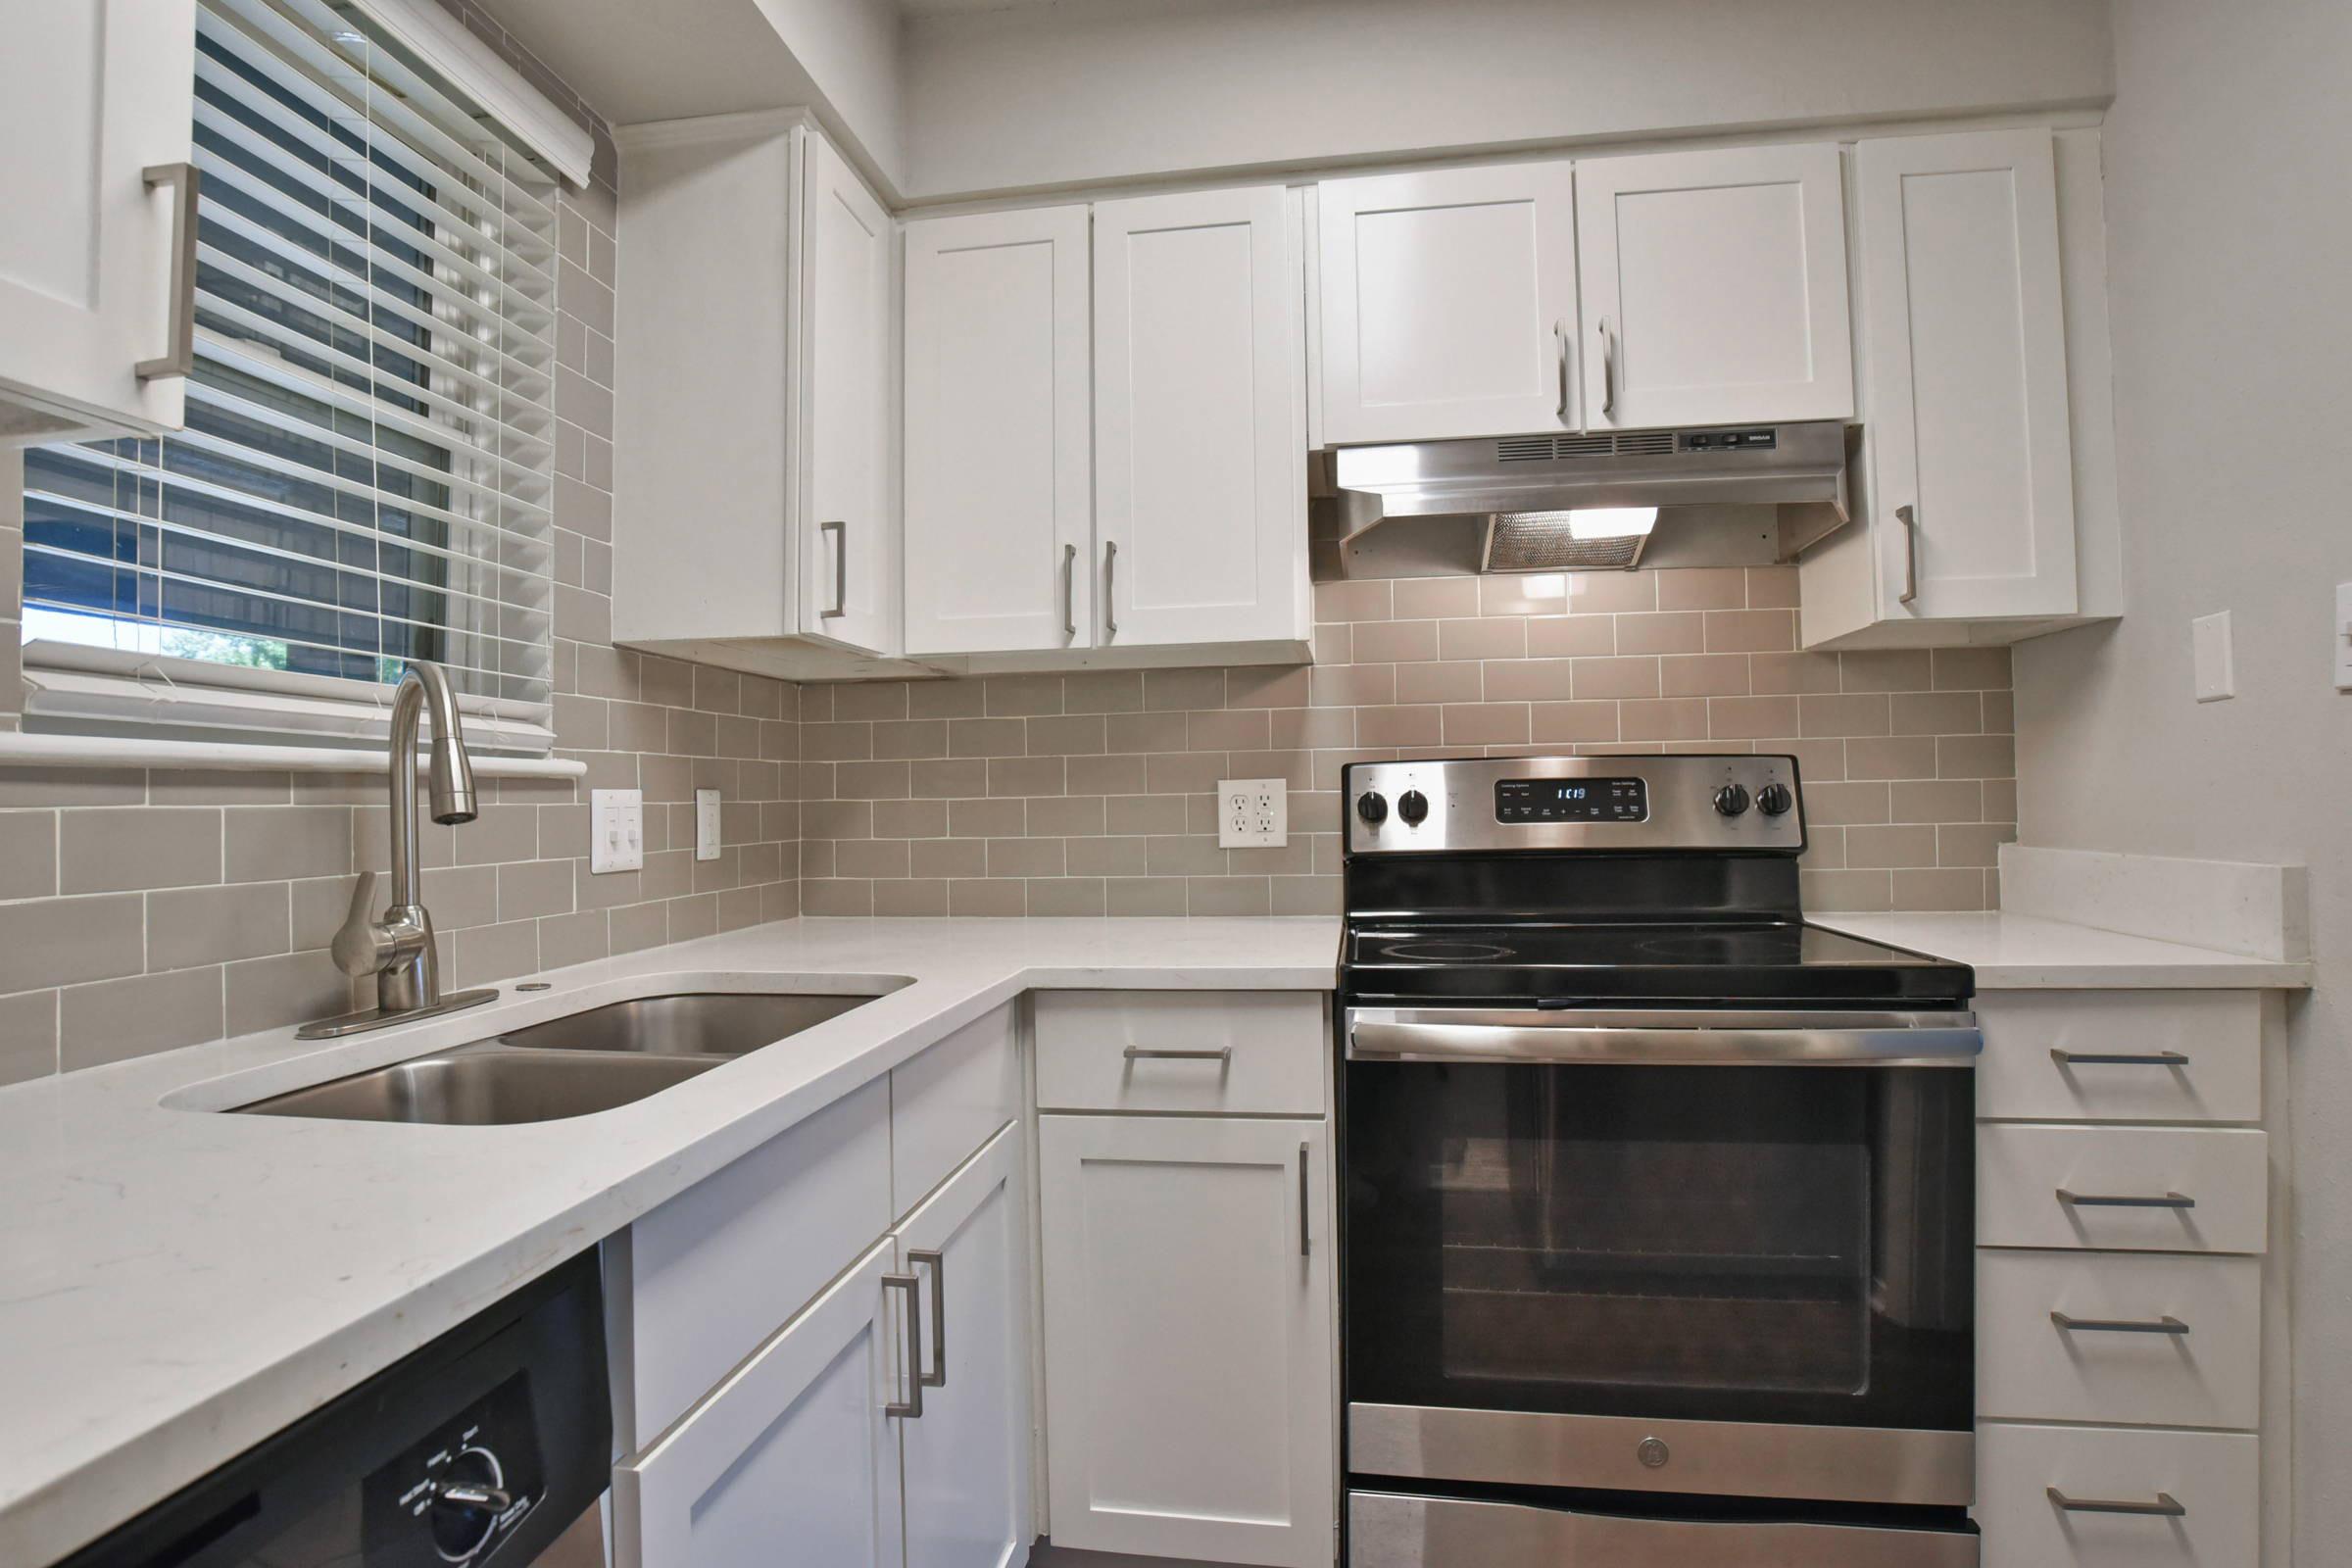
(1338, 755), (1984, 1568)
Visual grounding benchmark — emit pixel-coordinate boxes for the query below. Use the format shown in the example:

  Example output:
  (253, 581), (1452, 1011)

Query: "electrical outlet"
(2192, 611), (2235, 703)
(695, 787), (722, 861)
(1218, 778), (1287, 849)
(591, 788), (643, 873)
(2335, 583), (2352, 692)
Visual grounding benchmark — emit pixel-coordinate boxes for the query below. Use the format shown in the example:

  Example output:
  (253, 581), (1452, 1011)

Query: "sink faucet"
(298, 662), (502, 1040)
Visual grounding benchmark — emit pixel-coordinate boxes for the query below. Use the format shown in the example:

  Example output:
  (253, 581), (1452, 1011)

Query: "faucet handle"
(329, 870), (392, 977)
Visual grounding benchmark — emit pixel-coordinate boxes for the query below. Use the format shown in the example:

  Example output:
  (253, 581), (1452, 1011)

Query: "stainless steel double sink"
(237, 991), (895, 1127)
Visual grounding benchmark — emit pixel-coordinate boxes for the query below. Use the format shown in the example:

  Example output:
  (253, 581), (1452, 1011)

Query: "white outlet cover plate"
(2335, 583), (2352, 691)
(591, 788), (644, 873)
(695, 787), (721, 861)
(1218, 778), (1288, 849)
(2192, 611), (2234, 703)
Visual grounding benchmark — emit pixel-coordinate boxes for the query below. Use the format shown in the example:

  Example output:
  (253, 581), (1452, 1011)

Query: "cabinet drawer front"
(891, 1002), (1018, 1219)
(626, 1076), (892, 1445)
(1978, 1123), (2267, 1253)
(1978, 1250), (2260, 1429)
(1976, 1422), (2257, 1567)
(1034, 991), (1325, 1114)
(1978, 992), (2261, 1123)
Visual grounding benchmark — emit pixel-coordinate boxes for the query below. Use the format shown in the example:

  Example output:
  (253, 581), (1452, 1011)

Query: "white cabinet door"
(899, 1125), (1035, 1568)
(0, 0), (195, 441)
(904, 205), (1093, 656)
(799, 131), (897, 654)
(615, 1240), (910, 1568)
(1316, 161), (1580, 444)
(1094, 186), (1306, 648)
(1040, 1114), (1334, 1567)
(1855, 128), (2078, 620)
(1575, 143), (1852, 429)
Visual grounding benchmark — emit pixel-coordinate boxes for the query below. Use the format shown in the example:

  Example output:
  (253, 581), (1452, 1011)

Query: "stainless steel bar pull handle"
(883, 1272), (923, 1418)
(138, 164), (200, 380)
(1103, 540), (1119, 637)
(1061, 542), (1077, 637)
(2052, 1048), (2191, 1066)
(1554, 319), (1572, 419)
(820, 520), (847, 617)
(2047, 1488), (2187, 1518)
(2057, 1189), (2197, 1209)
(1298, 1142), (1311, 1257)
(909, 1248), (947, 1389)
(1897, 505), (1920, 606)
(1122, 1046), (1232, 1062)
(2052, 1310), (2191, 1336)
(1597, 318), (1617, 419)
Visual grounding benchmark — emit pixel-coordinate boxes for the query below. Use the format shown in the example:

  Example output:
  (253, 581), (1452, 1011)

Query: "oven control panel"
(1348, 755), (1803, 855)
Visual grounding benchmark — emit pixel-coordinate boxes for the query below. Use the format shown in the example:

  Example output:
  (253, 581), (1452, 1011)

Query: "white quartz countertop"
(0, 906), (2308, 1563)
(1814, 909), (2313, 990)
(0, 916), (1338, 1566)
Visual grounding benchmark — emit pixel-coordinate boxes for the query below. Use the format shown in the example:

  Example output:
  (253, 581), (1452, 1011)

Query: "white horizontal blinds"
(21, 0), (562, 724)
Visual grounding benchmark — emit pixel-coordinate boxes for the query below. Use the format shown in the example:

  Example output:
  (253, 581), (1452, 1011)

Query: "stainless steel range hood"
(1330, 421), (1853, 569)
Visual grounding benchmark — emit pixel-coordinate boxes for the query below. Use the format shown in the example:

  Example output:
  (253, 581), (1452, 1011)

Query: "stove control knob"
(1713, 783), (1752, 817)
(428, 1447), (511, 1562)
(1396, 789), (1430, 826)
(1756, 782), (1794, 817)
(1355, 791), (1389, 825)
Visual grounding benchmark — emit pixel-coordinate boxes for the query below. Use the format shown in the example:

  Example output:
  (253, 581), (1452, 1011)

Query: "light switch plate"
(2335, 583), (2352, 692)
(591, 788), (643, 873)
(2192, 611), (2235, 703)
(695, 788), (721, 861)
(1218, 778), (1288, 849)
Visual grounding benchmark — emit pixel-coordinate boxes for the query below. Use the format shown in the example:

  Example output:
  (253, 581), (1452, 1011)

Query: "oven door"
(1342, 1007), (1979, 1507)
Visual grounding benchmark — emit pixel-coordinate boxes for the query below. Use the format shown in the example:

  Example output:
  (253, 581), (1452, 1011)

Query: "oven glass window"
(1344, 1060), (1973, 1431)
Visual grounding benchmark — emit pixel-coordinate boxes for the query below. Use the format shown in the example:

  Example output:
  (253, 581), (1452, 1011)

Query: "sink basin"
(237, 1046), (717, 1126)
(483, 992), (879, 1057)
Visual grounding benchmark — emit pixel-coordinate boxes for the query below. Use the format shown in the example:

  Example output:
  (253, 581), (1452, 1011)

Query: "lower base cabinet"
(616, 1121), (1031, 1568)
(615, 1240), (907, 1568)
(1039, 1113), (1335, 1568)
(1975, 1421), (2259, 1567)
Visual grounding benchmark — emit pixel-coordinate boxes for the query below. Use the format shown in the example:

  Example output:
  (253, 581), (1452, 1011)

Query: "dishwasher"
(58, 1249), (612, 1568)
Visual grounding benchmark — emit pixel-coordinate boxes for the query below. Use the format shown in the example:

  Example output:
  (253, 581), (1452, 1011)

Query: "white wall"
(2010, 1), (2352, 1561)
(898, 0), (2114, 200)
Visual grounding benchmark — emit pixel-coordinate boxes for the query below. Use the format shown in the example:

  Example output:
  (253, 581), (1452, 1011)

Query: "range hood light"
(1567, 507), (1659, 541)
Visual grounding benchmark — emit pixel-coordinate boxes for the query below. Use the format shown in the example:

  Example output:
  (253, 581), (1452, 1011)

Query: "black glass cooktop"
(1344, 920), (1973, 1004)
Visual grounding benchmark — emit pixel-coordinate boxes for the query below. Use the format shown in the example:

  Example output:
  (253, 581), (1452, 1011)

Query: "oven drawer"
(1349, 1489), (1979, 1568)
(1978, 1250), (2261, 1429)
(1034, 991), (1325, 1114)
(1977, 992), (2262, 1124)
(1977, 1124), (2268, 1253)
(1976, 1421), (2258, 1567)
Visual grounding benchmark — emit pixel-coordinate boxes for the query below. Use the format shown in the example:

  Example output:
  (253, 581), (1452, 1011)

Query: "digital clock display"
(1494, 776), (1648, 823)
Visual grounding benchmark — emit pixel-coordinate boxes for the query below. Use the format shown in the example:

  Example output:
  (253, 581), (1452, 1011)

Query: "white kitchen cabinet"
(1039, 1114), (1334, 1567)
(898, 1125), (1035, 1568)
(613, 113), (914, 680)
(1315, 161), (1580, 444)
(615, 1239), (910, 1568)
(0, 0), (196, 442)
(1976, 1422), (2260, 1568)
(1573, 142), (1853, 430)
(902, 205), (1094, 657)
(1093, 186), (1309, 649)
(1799, 128), (2122, 648)
(801, 130), (898, 655)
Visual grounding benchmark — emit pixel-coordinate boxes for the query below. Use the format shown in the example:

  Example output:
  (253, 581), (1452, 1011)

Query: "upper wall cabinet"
(612, 115), (909, 679)
(902, 205), (1094, 659)
(1094, 186), (1308, 649)
(1315, 163), (1581, 445)
(1574, 143), (1853, 430)
(0, 0), (196, 443)
(1799, 128), (2120, 647)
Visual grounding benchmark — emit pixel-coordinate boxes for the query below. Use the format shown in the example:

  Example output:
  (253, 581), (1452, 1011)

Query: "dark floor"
(1031, 1542), (1229, 1568)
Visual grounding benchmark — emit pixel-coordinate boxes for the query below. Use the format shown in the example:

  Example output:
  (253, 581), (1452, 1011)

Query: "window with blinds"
(20, 0), (562, 751)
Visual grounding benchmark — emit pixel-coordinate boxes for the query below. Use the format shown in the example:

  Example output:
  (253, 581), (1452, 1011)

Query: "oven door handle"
(1347, 1015), (1982, 1066)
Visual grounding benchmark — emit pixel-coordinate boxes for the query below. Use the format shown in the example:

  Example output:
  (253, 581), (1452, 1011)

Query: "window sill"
(0, 731), (587, 779)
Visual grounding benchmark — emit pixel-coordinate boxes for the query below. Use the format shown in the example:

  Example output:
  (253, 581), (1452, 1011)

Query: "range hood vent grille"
(1494, 430), (1675, 463)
